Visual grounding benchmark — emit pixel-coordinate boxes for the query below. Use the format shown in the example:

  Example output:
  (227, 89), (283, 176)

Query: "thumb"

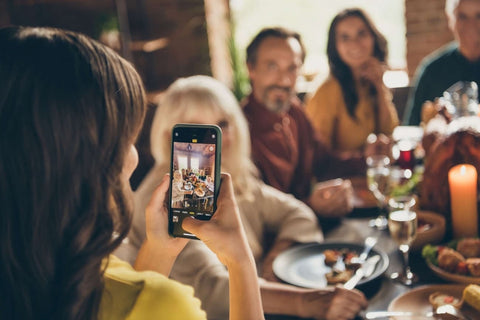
(181, 216), (207, 235)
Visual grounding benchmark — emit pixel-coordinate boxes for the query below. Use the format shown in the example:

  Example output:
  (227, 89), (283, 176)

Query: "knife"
(343, 255), (380, 290)
(363, 310), (463, 319)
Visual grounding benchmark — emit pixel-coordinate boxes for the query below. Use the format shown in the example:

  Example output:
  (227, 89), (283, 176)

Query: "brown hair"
(0, 26), (146, 319)
(327, 8), (388, 118)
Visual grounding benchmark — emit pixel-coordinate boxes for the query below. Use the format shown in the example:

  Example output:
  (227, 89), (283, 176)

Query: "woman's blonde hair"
(150, 75), (258, 198)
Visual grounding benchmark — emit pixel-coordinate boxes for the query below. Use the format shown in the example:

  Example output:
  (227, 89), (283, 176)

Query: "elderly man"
(242, 27), (369, 219)
(404, 0), (480, 125)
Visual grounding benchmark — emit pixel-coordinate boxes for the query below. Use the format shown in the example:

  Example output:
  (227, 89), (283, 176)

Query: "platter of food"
(272, 242), (388, 289)
(388, 284), (480, 319)
(422, 238), (480, 284)
(410, 210), (446, 251)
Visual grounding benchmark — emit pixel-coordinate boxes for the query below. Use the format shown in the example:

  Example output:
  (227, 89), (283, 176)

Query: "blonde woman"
(118, 75), (367, 320)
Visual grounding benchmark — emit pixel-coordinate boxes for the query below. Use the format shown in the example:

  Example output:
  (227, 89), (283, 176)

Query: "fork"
(351, 236), (378, 264)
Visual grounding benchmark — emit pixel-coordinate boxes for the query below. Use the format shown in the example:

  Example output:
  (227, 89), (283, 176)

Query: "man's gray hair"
(445, 0), (461, 18)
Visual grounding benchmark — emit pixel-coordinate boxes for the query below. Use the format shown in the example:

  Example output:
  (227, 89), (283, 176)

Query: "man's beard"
(263, 85), (293, 113)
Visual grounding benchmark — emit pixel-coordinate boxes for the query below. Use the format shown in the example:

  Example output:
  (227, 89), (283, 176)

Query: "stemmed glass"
(387, 167), (416, 211)
(388, 209), (418, 285)
(366, 155), (391, 229)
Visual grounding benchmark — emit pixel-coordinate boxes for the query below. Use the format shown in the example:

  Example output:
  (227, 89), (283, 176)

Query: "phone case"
(168, 124), (222, 239)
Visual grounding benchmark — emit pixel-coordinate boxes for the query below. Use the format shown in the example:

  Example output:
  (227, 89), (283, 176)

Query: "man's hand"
(298, 286), (368, 320)
(308, 179), (354, 218)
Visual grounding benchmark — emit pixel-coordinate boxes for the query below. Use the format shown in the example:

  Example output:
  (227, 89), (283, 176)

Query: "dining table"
(265, 173), (460, 320)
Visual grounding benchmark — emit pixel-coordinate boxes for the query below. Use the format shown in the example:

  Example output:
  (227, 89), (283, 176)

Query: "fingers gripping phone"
(168, 124), (222, 239)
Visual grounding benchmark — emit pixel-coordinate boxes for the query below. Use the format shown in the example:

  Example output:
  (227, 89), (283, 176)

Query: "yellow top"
(305, 76), (398, 151)
(99, 255), (207, 320)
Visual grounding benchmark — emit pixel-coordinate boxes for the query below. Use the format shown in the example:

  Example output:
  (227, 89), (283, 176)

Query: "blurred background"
(0, 0), (454, 188)
(0, 0), (452, 100)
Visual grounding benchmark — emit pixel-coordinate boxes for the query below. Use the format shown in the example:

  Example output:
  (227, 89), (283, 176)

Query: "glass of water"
(366, 155), (391, 229)
(388, 209), (418, 285)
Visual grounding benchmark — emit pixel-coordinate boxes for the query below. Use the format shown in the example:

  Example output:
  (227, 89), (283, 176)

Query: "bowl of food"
(422, 238), (480, 284)
(411, 210), (446, 251)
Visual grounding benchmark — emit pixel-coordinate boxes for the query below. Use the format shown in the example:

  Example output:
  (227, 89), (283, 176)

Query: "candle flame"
(460, 165), (467, 175)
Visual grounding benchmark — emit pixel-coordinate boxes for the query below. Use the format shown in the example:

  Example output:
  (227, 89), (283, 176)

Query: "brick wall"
(405, 0), (454, 79)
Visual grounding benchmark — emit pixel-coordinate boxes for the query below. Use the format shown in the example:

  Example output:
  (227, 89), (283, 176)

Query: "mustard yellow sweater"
(99, 255), (206, 320)
(306, 76), (398, 151)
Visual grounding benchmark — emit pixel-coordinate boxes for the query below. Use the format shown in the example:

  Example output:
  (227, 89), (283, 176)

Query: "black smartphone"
(168, 124), (222, 239)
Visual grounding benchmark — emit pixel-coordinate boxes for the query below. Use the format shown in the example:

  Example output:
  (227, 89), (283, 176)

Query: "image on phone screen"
(169, 124), (221, 238)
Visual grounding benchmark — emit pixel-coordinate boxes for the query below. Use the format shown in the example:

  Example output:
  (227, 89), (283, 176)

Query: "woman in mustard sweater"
(306, 8), (398, 155)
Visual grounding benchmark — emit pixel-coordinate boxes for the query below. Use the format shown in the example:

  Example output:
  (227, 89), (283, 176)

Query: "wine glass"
(388, 167), (416, 212)
(388, 209), (418, 285)
(366, 155), (391, 229)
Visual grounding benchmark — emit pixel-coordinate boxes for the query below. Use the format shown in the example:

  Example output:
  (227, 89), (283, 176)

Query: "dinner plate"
(272, 242), (389, 289)
(388, 284), (480, 319)
(427, 260), (480, 284)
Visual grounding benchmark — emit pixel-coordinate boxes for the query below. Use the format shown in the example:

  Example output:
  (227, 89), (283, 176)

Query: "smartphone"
(168, 124), (222, 239)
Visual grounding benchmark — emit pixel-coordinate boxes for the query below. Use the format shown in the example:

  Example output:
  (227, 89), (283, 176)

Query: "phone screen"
(168, 124), (222, 238)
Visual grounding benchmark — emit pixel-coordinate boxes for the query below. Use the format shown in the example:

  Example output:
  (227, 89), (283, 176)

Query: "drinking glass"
(388, 209), (418, 285)
(393, 139), (416, 171)
(366, 155), (391, 229)
(388, 167), (416, 211)
(442, 81), (479, 118)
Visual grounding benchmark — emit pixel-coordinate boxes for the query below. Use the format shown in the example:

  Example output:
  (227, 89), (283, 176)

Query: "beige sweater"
(116, 165), (323, 319)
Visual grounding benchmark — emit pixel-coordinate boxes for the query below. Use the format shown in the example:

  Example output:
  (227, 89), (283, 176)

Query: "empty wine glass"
(366, 155), (391, 229)
(388, 209), (418, 285)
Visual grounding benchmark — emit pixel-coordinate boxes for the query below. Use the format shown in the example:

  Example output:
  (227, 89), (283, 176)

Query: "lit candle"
(448, 164), (478, 238)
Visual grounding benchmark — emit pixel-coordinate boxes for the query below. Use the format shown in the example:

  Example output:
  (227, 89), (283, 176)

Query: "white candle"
(448, 164), (478, 238)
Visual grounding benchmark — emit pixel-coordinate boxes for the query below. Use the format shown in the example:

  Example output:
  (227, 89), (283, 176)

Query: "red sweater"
(242, 93), (364, 201)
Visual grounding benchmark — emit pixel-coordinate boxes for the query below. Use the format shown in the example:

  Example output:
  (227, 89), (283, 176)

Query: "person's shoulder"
(103, 256), (206, 320)
(320, 76), (341, 89)
(308, 76), (342, 101)
(419, 42), (458, 71)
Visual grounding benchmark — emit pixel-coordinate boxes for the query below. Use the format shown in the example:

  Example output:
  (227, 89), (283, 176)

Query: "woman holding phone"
(119, 75), (368, 320)
(0, 26), (263, 320)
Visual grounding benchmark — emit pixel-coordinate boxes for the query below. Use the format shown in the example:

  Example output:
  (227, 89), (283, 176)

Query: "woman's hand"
(134, 174), (189, 275)
(183, 173), (265, 320)
(182, 173), (250, 266)
(359, 57), (386, 90)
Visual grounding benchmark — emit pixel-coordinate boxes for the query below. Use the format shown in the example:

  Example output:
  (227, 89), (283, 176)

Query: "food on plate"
(428, 291), (463, 309)
(467, 258), (480, 277)
(325, 269), (354, 284)
(423, 238), (480, 277)
(323, 249), (338, 266)
(438, 248), (465, 273)
(463, 284), (480, 311)
(322, 249), (361, 285)
(457, 238), (480, 258)
(194, 187), (205, 197)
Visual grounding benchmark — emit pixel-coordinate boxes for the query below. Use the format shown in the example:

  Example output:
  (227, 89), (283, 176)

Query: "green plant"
(229, 22), (250, 102)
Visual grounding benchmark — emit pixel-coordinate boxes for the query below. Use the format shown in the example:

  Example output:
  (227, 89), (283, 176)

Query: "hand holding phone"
(168, 124), (222, 239)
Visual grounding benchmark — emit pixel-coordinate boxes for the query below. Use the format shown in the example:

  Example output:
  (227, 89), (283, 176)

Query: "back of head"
(150, 75), (257, 196)
(0, 26), (146, 319)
